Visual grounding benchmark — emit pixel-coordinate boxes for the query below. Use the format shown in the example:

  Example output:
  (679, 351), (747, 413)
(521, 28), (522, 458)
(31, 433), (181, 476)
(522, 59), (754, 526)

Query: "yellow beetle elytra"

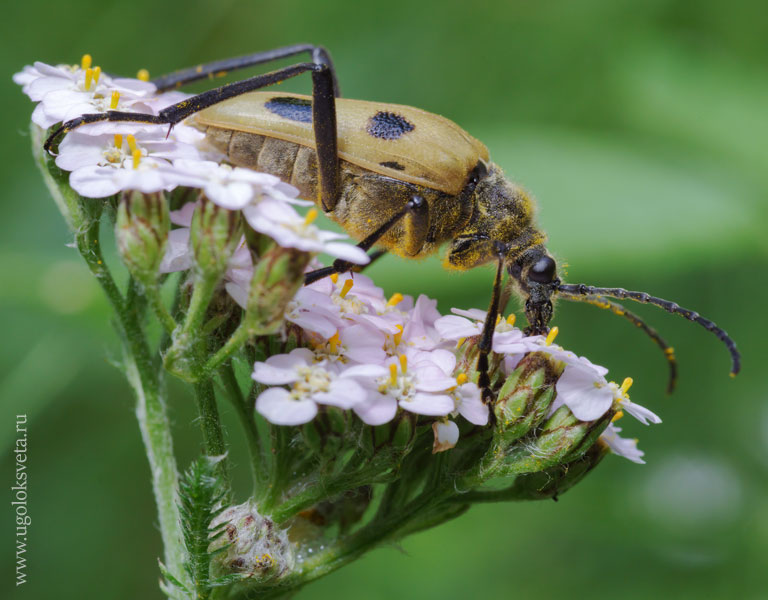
(44, 44), (740, 397)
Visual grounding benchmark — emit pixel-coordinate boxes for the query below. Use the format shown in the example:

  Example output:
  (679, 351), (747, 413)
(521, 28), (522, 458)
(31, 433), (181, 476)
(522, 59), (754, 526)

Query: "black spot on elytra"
(367, 111), (414, 140)
(265, 97), (312, 123)
(379, 160), (406, 170)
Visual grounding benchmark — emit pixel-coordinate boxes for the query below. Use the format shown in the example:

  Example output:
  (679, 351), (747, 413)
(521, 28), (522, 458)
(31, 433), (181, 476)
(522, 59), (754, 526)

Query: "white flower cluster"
(16, 58), (658, 463)
(244, 269), (659, 461)
(14, 58), (369, 265)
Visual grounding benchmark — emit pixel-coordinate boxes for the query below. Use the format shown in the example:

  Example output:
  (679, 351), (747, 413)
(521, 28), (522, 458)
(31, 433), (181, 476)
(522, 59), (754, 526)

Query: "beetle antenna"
(556, 283), (740, 376)
(557, 293), (678, 393)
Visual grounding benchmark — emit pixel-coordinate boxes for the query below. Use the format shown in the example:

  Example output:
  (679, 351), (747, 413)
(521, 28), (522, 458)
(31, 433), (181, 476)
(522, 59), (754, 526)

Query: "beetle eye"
(529, 256), (556, 283)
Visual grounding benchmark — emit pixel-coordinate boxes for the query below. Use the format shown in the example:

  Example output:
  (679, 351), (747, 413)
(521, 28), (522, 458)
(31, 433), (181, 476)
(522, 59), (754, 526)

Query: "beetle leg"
(150, 44), (340, 97)
(477, 255), (505, 404)
(45, 60), (340, 211)
(304, 195), (428, 285)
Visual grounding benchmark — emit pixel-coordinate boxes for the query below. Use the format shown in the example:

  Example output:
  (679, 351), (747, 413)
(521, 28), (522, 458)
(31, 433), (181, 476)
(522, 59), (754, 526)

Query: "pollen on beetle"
(80, 54), (92, 70)
(136, 68), (150, 81)
(545, 326), (559, 346)
(110, 90), (120, 109)
(387, 292), (404, 307)
(339, 279), (354, 299)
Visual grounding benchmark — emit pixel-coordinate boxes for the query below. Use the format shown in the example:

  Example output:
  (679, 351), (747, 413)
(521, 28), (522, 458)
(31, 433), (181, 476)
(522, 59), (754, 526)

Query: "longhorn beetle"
(45, 44), (741, 399)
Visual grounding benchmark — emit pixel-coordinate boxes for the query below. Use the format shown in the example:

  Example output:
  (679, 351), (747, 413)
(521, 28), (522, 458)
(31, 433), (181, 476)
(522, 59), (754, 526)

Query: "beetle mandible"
(44, 44), (741, 398)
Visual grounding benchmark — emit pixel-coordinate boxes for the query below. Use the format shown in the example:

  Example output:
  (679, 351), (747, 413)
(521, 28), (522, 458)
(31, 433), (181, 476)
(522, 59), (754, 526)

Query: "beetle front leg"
(477, 255), (505, 403)
(304, 195), (429, 284)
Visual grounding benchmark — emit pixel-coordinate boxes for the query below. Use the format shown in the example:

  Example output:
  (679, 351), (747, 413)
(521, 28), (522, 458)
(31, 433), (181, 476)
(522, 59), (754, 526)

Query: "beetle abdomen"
(204, 126), (321, 199)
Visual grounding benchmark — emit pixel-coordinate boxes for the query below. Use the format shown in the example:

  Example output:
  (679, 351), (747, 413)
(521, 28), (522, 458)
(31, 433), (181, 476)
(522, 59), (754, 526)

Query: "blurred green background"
(2, 1), (766, 598)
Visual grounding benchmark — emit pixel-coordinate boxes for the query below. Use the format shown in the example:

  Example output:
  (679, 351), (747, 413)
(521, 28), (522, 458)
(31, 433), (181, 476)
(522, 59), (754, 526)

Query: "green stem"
(165, 271), (220, 381)
(201, 322), (250, 379)
(218, 364), (265, 494)
(32, 125), (189, 593)
(145, 282), (177, 334)
(194, 378), (230, 490)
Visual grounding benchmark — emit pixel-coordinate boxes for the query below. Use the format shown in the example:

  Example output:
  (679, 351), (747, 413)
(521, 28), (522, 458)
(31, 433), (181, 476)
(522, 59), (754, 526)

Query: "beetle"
(45, 44), (740, 398)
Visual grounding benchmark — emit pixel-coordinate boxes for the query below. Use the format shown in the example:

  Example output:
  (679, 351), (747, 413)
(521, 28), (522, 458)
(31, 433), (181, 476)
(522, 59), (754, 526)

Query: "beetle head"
(507, 245), (559, 335)
(446, 163), (557, 333)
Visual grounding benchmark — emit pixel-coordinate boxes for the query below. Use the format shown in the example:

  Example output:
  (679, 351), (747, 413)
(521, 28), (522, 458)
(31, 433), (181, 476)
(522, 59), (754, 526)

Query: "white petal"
(353, 391), (398, 425)
(256, 388), (317, 425)
(322, 242), (370, 265)
(401, 392), (454, 416)
(621, 399), (662, 425)
(456, 383), (488, 426)
(555, 364), (614, 421)
(314, 378), (365, 409)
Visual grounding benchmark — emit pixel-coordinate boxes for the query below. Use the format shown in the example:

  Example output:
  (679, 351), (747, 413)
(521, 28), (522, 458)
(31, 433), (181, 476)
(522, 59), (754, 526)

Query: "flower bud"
(209, 501), (294, 582)
(243, 244), (311, 335)
(493, 352), (561, 445)
(502, 442), (609, 501)
(503, 405), (611, 475)
(190, 197), (241, 281)
(115, 191), (169, 285)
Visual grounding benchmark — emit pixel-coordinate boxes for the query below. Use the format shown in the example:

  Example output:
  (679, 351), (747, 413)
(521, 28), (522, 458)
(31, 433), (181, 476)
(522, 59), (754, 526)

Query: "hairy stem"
(218, 363), (265, 494)
(32, 125), (189, 593)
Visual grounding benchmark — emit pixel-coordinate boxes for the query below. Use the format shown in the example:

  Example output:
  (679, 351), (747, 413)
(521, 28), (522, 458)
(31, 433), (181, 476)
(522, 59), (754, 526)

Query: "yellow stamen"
(506, 314), (516, 326)
(126, 134), (138, 153)
(545, 326), (559, 346)
(330, 273), (339, 284)
(611, 410), (624, 422)
(110, 90), (120, 109)
(456, 337), (466, 348)
(495, 314), (501, 325)
(389, 363), (398, 385)
(664, 347), (675, 356)
(136, 68), (150, 82)
(456, 372), (468, 386)
(620, 377), (633, 395)
(399, 354), (408, 373)
(393, 324), (404, 346)
(339, 278), (354, 299)
(92, 66), (101, 85)
(132, 148), (141, 169)
(84, 68), (94, 91)
(387, 292), (404, 307)
(304, 208), (318, 226)
(80, 54), (92, 70)
(113, 134), (123, 149)
(328, 331), (340, 354)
